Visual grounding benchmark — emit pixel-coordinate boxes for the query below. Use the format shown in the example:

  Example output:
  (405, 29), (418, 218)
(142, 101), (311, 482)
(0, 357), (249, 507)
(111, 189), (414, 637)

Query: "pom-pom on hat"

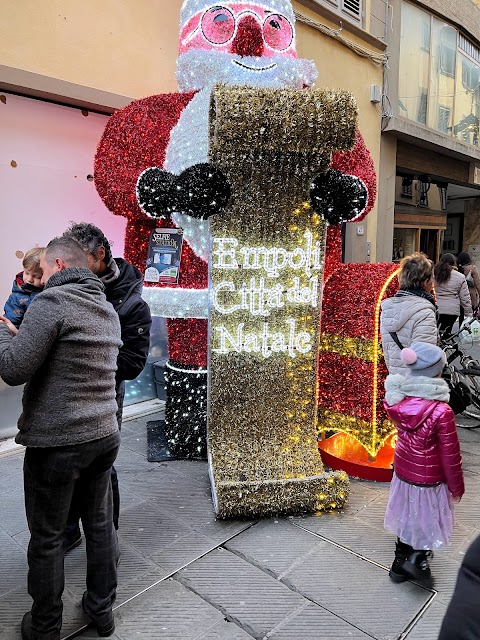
(400, 343), (446, 378)
(180, 0), (296, 30)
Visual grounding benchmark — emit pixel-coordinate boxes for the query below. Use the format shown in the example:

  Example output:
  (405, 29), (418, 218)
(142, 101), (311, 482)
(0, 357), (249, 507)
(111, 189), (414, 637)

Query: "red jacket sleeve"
(436, 404), (465, 498)
(94, 92), (194, 221)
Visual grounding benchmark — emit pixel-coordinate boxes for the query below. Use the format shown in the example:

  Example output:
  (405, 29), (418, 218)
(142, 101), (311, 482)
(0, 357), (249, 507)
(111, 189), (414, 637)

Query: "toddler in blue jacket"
(4, 247), (45, 328)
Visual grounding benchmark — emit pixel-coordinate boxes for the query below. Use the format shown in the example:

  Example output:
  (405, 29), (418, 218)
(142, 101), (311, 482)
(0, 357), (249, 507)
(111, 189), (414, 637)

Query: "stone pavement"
(0, 411), (480, 640)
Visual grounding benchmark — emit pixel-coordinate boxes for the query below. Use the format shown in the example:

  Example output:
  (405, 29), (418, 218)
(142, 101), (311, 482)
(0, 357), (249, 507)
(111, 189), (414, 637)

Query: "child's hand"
(0, 316), (18, 336)
(452, 495), (462, 503)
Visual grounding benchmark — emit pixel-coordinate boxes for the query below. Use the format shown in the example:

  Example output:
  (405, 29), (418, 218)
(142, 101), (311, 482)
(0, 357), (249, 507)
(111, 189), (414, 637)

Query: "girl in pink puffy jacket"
(383, 342), (464, 585)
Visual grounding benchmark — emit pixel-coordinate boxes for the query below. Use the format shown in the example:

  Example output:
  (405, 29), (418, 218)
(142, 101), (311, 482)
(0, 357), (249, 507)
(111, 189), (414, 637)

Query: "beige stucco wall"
(0, 0), (183, 97)
(1, 0), (383, 261)
(294, 5), (383, 261)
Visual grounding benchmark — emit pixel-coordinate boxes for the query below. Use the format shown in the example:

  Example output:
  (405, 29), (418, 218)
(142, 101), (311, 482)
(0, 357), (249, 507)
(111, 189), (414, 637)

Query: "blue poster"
(145, 228), (184, 284)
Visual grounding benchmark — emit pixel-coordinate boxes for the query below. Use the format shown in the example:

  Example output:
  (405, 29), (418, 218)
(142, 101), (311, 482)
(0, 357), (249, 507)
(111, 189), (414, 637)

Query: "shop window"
(124, 316), (168, 406)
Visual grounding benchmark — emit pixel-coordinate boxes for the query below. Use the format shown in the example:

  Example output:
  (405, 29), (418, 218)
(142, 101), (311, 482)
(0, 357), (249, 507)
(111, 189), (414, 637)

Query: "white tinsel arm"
(141, 287), (208, 319)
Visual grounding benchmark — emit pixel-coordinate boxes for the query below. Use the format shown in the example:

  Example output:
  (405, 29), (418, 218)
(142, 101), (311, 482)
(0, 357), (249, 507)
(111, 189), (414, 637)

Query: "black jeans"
(24, 432), (120, 640)
(66, 382), (124, 536)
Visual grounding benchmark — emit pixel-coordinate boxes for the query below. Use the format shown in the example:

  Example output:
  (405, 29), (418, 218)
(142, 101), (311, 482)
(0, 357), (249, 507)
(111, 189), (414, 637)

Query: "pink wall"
(0, 92), (126, 306)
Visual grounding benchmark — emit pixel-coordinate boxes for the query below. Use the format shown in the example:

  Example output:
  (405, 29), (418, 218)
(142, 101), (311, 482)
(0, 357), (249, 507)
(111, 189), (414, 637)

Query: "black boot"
(403, 549), (433, 582)
(389, 539), (413, 583)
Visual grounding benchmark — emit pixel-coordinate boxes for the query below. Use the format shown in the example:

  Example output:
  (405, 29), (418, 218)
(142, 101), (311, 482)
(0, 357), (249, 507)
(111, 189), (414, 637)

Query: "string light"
(318, 264), (400, 457)
(93, 0), (379, 506)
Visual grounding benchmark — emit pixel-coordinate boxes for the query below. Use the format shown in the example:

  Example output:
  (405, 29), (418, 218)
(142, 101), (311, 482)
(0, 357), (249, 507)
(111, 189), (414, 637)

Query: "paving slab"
(77, 578), (252, 640)
(289, 511), (397, 568)
(226, 518), (323, 577)
(0, 409), (479, 640)
(150, 531), (221, 572)
(267, 602), (373, 640)
(176, 547), (306, 639)
(404, 599), (449, 640)
(0, 528), (28, 597)
(0, 483), (28, 536)
(281, 540), (432, 640)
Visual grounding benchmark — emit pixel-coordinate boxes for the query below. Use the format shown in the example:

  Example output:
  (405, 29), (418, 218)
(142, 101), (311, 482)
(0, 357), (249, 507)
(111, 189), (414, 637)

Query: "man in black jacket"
(63, 223), (152, 549)
(438, 534), (480, 639)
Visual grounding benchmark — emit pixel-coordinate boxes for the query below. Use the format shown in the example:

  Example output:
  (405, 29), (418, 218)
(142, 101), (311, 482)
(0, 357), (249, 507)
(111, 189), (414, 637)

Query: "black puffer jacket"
(438, 535), (480, 639)
(104, 259), (152, 382)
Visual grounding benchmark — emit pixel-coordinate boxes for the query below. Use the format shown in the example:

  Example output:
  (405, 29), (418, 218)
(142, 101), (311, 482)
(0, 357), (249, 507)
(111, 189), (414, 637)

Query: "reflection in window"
(439, 26), (456, 77)
(422, 21), (431, 52)
(428, 18), (455, 132)
(453, 53), (480, 147)
(399, 1), (479, 148)
(399, 2), (431, 124)
(417, 90), (428, 124)
(438, 106), (451, 133)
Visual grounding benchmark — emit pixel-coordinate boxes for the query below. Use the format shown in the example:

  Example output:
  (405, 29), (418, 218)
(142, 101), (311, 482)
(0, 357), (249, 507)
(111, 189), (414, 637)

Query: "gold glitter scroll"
(207, 86), (357, 518)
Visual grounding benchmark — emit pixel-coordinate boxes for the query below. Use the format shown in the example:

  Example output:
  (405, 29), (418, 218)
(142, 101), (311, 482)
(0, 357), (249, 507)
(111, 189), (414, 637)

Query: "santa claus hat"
(180, 1), (296, 29)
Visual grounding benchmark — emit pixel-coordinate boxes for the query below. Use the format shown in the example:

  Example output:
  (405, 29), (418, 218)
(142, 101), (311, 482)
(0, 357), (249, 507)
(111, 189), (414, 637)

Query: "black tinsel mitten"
(136, 167), (177, 219)
(176, 163), (231, 219)
(136, 163), (230, 220)
(310, 169), (368, 225)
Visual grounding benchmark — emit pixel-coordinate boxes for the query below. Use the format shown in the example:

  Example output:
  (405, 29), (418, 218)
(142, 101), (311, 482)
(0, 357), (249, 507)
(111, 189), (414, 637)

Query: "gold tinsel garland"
(207, 85), (359, 517)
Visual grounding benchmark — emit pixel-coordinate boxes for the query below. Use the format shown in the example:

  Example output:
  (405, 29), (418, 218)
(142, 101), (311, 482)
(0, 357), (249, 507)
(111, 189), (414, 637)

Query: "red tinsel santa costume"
(94, 0), (377, 459)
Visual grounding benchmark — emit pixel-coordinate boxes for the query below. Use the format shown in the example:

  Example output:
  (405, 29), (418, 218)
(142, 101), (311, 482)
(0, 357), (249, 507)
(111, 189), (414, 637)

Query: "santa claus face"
(177, 2), (317, 91)
(180, 3), (297, 59)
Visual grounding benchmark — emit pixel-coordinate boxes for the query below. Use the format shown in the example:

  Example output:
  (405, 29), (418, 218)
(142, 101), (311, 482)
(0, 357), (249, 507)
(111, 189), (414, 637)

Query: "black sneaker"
(82, 592), (115, 637)
(63, 531), (82, 554)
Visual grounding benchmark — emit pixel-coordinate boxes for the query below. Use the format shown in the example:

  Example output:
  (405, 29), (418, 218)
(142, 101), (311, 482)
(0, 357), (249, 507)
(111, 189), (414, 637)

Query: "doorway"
(420, 229), (438, 261)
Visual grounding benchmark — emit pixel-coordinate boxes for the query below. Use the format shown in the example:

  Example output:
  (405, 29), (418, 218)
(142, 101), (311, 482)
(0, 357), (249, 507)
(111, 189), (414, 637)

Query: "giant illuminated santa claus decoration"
(94, 0), (378, 469)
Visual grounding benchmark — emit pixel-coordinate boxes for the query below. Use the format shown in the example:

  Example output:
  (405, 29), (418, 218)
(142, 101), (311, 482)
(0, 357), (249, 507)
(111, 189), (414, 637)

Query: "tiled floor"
(0, 412), (479, 640)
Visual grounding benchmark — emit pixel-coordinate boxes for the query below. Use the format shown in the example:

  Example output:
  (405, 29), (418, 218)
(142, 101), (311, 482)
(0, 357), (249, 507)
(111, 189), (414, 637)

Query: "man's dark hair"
(44, 236), (89, 268)
(63, 222), (113, 264)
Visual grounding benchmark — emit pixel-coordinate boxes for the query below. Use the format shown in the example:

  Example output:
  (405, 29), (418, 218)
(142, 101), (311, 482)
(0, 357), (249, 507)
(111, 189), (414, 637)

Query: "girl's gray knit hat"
(400, 342), (447, 378)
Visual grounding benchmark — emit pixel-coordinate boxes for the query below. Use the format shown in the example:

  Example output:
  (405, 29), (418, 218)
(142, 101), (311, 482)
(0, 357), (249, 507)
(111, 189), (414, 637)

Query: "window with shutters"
(438, 106), (451, 133)
(322, 0), (363, 24)
(399, 1), (479, 148)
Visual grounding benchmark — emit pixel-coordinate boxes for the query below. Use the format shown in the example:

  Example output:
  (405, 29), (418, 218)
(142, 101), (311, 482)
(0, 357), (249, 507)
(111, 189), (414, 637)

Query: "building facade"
(377, 0), (480, 264)
(0, 0), (388, 436)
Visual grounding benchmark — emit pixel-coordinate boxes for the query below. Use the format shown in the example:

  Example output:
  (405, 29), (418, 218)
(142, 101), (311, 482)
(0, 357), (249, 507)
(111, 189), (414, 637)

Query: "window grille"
(459, 34), (480, 63)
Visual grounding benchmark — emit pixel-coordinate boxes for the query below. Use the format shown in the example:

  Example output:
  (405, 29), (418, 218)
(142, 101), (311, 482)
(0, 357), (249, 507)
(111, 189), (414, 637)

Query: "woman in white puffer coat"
(381, 253), (438, 375)
(434, 253), (472, 338)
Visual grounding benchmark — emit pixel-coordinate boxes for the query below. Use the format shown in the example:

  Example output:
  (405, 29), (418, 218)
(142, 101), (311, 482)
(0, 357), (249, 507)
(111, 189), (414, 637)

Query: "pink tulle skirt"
(384, 474), (455, 550)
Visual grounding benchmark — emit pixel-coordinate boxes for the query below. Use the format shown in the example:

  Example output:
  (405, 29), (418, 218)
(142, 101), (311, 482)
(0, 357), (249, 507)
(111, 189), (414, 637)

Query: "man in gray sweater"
(0, 237), (122, 640)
